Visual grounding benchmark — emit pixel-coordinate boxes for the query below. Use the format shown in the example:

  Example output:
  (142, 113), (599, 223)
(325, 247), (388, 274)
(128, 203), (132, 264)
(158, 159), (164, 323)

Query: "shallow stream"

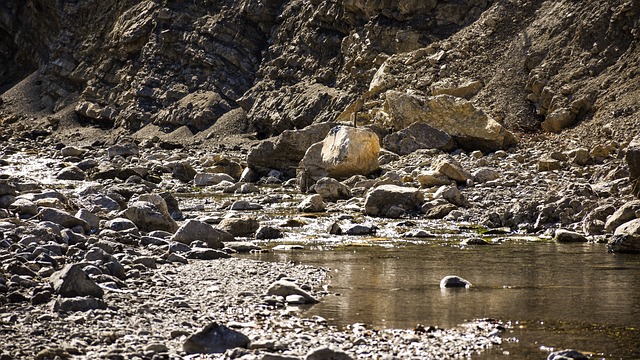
(249, 240), (640, 359)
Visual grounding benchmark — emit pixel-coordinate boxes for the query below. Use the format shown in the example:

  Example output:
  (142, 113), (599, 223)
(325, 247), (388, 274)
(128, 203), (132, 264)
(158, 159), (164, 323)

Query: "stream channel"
(247, 236), (640, 359)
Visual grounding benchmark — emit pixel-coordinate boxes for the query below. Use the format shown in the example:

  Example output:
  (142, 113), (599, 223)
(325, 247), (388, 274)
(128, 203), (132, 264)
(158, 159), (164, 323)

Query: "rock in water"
(183, 322), (250, 354)
(440, 276), (472, 288)
(547, 349), (589, 360)
(267, 280), (318, 304)
(554, 229), (588, 243)
(50, 264), (104, 298)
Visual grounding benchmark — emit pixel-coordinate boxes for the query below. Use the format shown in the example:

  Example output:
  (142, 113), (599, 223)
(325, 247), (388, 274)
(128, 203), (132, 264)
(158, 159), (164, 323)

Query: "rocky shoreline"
(1, 122), (639, 359)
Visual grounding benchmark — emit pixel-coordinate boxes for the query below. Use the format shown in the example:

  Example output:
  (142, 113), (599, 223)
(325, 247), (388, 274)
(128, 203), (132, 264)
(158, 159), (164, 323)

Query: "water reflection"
(250, 241), (640, 358)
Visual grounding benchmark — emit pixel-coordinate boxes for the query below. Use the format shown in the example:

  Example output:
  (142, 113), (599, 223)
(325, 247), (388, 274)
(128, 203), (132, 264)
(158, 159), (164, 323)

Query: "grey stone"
(298, 194), (326, 213)
(187, 248), (232, 260)
(107, 142), (139, 158)
(314, 177), (351, 202)
(383, 122), (455, 155)
(266, 280), (317, 304)
(627, 135), (640, 197)
(434, 185), (470, 208)
(50, 264), (104, 298)
(183, 322), (250, 354)
(604, 201), (640, 233)
(38, 207), (90, 232)
(218, 217), (259, 237)
(52, 296), (107, 312)
(554, 229), (588, 243)
(255, 226), (283, 240)
(305, 346), (353, 360)
(173, 162), (197, 183)
(547, 349), (588, 360)
(56, 166), (86, 181)
(364, 185), (424, 218)
(170, 219), (234, 249)
(121, 200), (178, 233)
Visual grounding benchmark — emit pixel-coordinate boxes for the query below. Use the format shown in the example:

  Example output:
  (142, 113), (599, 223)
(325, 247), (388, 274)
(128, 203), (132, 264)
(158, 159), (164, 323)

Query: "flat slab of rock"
(554, 229), (588, 243)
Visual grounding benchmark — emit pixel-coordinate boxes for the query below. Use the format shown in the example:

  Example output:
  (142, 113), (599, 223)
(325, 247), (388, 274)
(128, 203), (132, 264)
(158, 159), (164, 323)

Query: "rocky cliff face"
(0, 0), (638, 145)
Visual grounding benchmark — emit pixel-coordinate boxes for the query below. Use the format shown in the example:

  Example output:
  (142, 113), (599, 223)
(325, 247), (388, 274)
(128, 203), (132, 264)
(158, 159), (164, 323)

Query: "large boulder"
(314, 177), (352, 202)
(170, 220), (234, 248)
(608, 219), (640, 253)
(382, 122), (455, 155)
(247, 122), (335, 178)
(383, 91), (515, 152)
(321, 126), (380, 179)
(627, 135), (640, 197)
(604, 200), (640, 233)
(364, 185), (424, 218)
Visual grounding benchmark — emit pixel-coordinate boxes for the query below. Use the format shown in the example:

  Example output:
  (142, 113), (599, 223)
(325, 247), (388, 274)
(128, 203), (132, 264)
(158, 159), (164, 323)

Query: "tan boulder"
(383, 91), (515, 152)
(321, 126), (380, 180)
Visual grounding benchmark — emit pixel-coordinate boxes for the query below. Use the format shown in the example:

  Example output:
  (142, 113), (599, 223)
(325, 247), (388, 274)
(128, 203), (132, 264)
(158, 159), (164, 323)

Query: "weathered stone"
(417, 170), (451, 187)
(383, 91), (515, 152)
(52, 296), (107, 312)
(538, 158), (562, 171)
(345, 224), (377, 236)
(430, 78), (483, 99)
(306, 346), (353, 360)
(50, 264), (104, 298)
(554, 229), (588, 243)
(183, 322), (250, 354)
(432, 156), (472, 183)
(434, 185), (470, 208)
(541, 108), (576, 133)
(105, 217), (138, 232)
(472, 168), (500, 183)
(440, 275), (471, 288)
(38, 207), (90, 232)
(247, 122), (335, 178)
(627, 135), (640, 198)
(582, 205), (615, 235)
(321, 126), (380, 180)
(187, 248), (232, 260)
(56, 166), (86, 181)
(60, 146), (84, 157)
(255, 226), (283, 240)
(121, 200), (178, 233)
(218, 217), (259, 237)
(604, 201), (640, 233)
(107, 142), (139, 158)
(547, 349), (589, 360)
(170, 220), (234, 248)
(383, 122), (455, 155)
(173, 162), (197, 183)
(567, 148), (590, 166)
(194, 173), (235, 187)
(297, 142), (327, 191)
(364, 185), (424, 217)
(267, 280), (317, 304)
(314, 177), (351, 202)
(298, 194), (326, 213)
